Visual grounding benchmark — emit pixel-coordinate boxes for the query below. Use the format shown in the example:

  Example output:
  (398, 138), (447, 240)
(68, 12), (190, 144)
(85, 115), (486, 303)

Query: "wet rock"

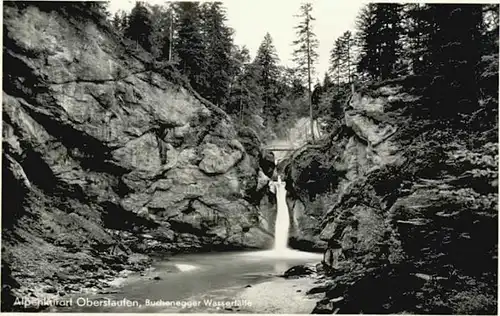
(312, 297), (343, 314)
(256, 169), (271, 191)
(110, 263), (125, 272)
(315, 263), (325, 274)
(259, 150), (275, 177)
(63, 285), (78, 292)
(44, 286), (57, 294)
(283, 265), (314, 278)
(80, 263), (98, 272)
(306, 284), (331, 295)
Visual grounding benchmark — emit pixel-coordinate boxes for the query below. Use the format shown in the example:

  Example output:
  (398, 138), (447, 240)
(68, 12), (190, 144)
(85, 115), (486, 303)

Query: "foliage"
(292, 2), (319, 141)
(200, 2), (234, 107)
(253, 33), (282, 124)
(329, 31), (356, 84)
(173, 2), (208, 95)
(292, 3), (319, 85)
(124, 2), (153, 51)
(356, 3), (404, 80)
(149, 4), (174, 60)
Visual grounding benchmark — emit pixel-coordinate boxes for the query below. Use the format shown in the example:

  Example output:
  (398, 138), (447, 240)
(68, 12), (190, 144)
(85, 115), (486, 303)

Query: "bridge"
(263, 146), (299, 152)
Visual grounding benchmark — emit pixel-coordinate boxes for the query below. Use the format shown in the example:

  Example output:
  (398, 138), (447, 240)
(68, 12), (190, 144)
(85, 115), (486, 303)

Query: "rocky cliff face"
(2, 3), (274, 309)
(284, 75), (498, 313)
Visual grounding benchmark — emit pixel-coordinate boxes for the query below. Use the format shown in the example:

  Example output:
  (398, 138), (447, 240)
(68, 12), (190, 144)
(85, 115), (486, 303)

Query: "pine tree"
(356, 3), (403, 80)
(356, 4), (378, 80)
(200, 2), (234, 108)
(112, 12), (122, 33)
(400, 4), (432, 75)
(292, 3), (319, 141)
(111, 10), (128, 37)
(329, 38), (343, 87)
(228, 46), (264, 123)
(227, 45), (248, 104)
(277, 66), (305, 100)
(149, 4), (174, 61)
(322, 72), (333, 90)
(227, 45), (250, 116)
(124, 2), (153, 51)
(173, 2), (208, 95)
(329, 31), (357, 85)
(378, 4), (404, 79)
(424, 4), (483, 116)
(339, 31), (356, 83)
(254, 33), (281, 124)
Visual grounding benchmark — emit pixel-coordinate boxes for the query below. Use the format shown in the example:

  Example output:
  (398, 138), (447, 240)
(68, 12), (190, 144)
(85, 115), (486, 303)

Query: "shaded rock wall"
(284, 76), (498, 313)
(2, 3), (273, 308)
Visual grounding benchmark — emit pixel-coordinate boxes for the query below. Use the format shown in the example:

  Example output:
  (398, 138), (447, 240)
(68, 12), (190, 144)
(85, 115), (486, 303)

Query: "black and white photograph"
(2, 0), (498, 314)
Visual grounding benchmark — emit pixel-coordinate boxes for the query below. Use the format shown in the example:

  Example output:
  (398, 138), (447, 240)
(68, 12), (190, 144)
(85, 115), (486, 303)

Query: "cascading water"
(257, 174), (319, 258)
(273, 175), (290, 252)
(241, 163), (321, 260)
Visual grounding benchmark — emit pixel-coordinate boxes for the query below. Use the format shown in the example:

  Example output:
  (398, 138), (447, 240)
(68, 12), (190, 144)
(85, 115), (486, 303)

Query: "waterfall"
(242, 171), (322, 259)
(273, 175), (290, 252)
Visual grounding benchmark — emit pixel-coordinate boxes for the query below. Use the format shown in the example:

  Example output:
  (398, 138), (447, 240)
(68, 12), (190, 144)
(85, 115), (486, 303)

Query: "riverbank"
(236, 276), (325, 313)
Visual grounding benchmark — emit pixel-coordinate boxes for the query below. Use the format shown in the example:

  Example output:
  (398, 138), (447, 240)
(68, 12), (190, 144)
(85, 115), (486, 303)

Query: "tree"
(356, 3), (403, 80)
(111, 11), (124, 35)
(424, 4), (484, 116)
(281, 66), (305, 99)
(173, 2), (208, 95)
(254, 33), (281, 124)
(110, 8), (129, 36)
(200, 2), (234, 108)
(227, 45), (249, 103)
(148, 4), (174, 61)
(329, 31), (357, 85)
(329, 38), (343, 87)
(227, 45), (265, 126)
(124, 2), (153, 51)
(399, 4), (433, 75)
(322, 72), (333, 90)
(292, 3), (319, 141)
(311, 82), (323, 107)
(339, 31), (356, 83)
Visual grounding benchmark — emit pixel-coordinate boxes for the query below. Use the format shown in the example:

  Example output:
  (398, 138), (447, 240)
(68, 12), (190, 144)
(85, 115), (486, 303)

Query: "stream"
(58, 250), (322, 313)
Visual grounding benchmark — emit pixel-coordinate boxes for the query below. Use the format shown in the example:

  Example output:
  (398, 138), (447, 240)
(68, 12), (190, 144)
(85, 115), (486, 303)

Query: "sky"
(107, 0), (366, 83)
